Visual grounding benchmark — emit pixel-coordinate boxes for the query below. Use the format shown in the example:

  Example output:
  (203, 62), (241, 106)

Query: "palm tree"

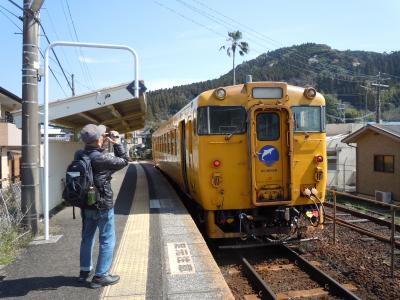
(220, 31), (249, 85)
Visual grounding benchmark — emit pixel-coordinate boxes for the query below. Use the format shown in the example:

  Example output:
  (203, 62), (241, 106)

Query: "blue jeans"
(80, 208), (115, 277)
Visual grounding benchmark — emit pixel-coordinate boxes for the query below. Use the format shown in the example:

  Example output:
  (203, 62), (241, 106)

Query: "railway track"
(324, 202), (400, 248)
(238, 245), (360, 300)
(324, 202), (400, 231)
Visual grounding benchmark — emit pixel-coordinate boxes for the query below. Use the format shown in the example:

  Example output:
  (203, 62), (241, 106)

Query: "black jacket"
(74, 143), (129, 209)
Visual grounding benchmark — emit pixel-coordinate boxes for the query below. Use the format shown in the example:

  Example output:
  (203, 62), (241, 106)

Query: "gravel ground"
(302, 223), (400, 300)
(213, 219), (400, 300)
(214, 246), (352, 300)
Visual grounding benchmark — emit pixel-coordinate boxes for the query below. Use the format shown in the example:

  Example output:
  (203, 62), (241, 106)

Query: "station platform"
(0, 162), (233, 299)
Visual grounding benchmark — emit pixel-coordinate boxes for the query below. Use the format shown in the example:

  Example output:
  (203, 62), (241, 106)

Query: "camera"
(104, 132), (119, 139)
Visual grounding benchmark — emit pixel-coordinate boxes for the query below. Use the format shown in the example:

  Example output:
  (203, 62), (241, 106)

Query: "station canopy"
(13, 81), (147, 133)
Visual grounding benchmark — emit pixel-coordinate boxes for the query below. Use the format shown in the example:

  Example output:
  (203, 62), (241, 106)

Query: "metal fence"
(0, 179), (23, 234)
(327, 189), (398, 278)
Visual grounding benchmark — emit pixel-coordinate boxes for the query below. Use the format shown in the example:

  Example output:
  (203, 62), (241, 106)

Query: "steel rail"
(281, 245), (361, 300)
(325, 202), (400, 231)
(241, 257), (278, 300)
(325, 214), (400, 248)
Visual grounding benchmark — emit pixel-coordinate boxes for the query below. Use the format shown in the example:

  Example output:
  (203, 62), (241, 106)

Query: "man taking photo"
(76, 124), (129, 288)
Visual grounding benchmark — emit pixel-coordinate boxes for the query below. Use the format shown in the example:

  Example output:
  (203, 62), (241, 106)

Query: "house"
(0, 87), (22, 185)
(342, 124), (400, 202)
(326, 123), (363, 191)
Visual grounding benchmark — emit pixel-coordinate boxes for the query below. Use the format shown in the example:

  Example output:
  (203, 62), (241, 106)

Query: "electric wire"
(152, 0), (226, 38)
(0, 6), (22, 31)
(64, 0), (96, 90)
(60, 0), (93, 91)
(38, 48), (68, 97)
(187, 0), (377, 83)
(7, 0), (23, 11)
(43, 8), (74, 71)
(38, 20), (74, 92)
(0, 3), (21, 19)
(0, 3), (69, 97)
(163, 0), (370, 84)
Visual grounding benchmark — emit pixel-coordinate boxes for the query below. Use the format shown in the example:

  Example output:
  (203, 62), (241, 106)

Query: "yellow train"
(152, 81), (326, 240)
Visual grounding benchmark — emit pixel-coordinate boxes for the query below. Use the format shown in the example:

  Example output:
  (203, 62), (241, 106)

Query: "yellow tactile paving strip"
(101, 163), (149, 299)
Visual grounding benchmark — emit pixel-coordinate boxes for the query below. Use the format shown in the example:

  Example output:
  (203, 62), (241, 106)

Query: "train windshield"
(292, 106), (326, 132)
(197, 106), (246, 135)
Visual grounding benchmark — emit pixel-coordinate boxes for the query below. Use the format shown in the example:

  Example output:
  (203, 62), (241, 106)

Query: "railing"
(0, 114), (14, 123)
(327, 189), (398, 278)
(0, 179), (26, 245)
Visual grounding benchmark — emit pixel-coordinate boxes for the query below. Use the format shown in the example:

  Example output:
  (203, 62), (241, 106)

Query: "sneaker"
(78, 270), (93, 282)
(90, 274), (120, 289)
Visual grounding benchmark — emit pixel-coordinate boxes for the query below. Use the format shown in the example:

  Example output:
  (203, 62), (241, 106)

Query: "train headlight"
(215, 88), (226, 100)
(304, 87), (317, 99)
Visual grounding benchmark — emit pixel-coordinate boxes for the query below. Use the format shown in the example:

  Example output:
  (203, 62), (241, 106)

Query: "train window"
(292, 106), (325, 132)
(253, 87), (283, 99)
(256, 112), (280, 140)
(197, 106), (246, 135)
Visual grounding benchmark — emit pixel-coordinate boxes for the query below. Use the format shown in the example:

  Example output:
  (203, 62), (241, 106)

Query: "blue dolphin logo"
(258, 145), (279, 166)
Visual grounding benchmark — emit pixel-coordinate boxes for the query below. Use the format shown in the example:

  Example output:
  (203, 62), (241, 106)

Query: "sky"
(1, 0), (400, 103)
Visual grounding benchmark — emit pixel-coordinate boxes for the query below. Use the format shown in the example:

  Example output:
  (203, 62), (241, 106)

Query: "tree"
(220, 31), (249, 85)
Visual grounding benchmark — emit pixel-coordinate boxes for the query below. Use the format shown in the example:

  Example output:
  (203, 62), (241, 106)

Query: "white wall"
(327, 136), (356, 191)
(39, 141), (83, 214)
(0, 147), (8, 180)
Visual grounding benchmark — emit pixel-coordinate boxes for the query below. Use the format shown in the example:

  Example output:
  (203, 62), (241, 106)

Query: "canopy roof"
(13, 81), (147, 133)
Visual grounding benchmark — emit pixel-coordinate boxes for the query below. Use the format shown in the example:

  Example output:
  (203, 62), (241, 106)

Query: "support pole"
(391, 207), (395, 278)
(377, 72), (381, 124)
(43, 41), (140, 240)
(333, 191), (337, 244)
(21, 0), (39, 235)
(71, 74), (75, 96)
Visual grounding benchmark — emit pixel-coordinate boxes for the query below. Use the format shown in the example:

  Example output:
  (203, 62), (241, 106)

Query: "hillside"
(146, 43), (400, 126)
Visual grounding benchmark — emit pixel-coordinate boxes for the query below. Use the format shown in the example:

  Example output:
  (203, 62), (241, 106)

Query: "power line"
(7, 0), (23, 11)
(64, 0), (96, 90)
(0, 3), (21, 19)
(170, 0), (365, 84)
(38, 20), (74, 92)
(0, 6), (22, 31)
(188, 0), (376, 82)
(0, 3), (69, 97)
(152, 0), (225, 38)
(38, 48), (68, 97)
(59, 0), (93, 91)
(382, 72), (400, 80)
(43, 8), (73, 71)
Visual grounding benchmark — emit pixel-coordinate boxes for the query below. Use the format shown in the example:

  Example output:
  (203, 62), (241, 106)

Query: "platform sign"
(167, 242), (196, 275)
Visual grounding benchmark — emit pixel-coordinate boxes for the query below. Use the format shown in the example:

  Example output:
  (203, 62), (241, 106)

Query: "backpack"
(62, 151), (100, 218)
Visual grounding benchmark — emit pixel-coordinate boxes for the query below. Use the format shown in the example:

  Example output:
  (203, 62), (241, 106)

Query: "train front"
(197, 82), (327, 241)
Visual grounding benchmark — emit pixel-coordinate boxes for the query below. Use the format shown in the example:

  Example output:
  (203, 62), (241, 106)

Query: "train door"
(249, 106), (291, 206)
(180, 121), (189, 192)
(186, 119), (193, 190)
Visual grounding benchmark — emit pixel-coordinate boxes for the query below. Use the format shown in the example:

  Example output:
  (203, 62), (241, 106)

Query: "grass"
(0, 226), (32, 266)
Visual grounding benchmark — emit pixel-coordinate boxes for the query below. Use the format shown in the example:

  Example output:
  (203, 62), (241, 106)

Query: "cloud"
(78, 55), (126, 64)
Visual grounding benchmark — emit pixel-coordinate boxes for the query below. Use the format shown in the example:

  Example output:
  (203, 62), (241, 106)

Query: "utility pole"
(360, 84), (370, 125)
(71, 74), (75, 96)
(371, 72), (389, 124)
(21, 0), (44, 235)
(337, 101), (346, 123)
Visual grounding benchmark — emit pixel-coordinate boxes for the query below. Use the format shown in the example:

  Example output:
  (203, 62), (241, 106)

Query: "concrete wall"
(327, 141), (356, 191)
(0, 122), (21, 147)
(356, 133), (400, 201)
(39, 141), (83, 214)
(0, 147), (9, 180)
